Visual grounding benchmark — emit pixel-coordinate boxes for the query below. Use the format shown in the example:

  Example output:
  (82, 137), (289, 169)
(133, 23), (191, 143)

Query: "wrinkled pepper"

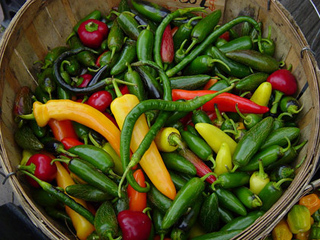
(299, 193), (320, 216)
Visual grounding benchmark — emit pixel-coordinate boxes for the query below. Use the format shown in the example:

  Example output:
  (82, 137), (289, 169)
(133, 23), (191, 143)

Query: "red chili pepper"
(22, 153), (57, 188)
(117, 210), (152, 240)
(61, 137), (84, 150)
(127, 169), (147, 212)
(78, 19), (108, 49)
(48, 119), (78, 141)
(178, 148), (216, 184)
(87, 90), (113, 112)
(161, 25), (174, 64)
(267, 69), (297, 95)
(219, 31), (230, 41)
(172, 89), (269, 114)
(77, 73), (93, 88)
(119, 85), (130, 95)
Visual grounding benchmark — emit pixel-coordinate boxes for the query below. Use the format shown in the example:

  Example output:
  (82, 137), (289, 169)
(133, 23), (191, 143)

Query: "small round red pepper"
(78, 19), (108, 49)
(87, 90), (113, 112)
(77, 73), (93, 88)
(117, 210), (152, 240)
(267, 69), (298, 96)
(21, 153), (57, 188)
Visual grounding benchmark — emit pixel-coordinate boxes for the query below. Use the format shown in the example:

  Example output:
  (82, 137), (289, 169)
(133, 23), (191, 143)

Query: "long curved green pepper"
(154, 7), (204, 69)
(166, 16), (262, 77)
(117, 60), (173, 195)
(118, 84), (235, 195)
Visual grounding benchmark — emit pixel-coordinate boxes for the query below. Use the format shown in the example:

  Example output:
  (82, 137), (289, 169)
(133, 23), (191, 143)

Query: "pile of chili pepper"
(268, 189), (320, 240)
(12, 0), (308, 239)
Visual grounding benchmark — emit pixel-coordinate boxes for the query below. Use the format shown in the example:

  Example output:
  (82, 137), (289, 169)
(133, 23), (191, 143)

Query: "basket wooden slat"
(0, 0), (319, 239)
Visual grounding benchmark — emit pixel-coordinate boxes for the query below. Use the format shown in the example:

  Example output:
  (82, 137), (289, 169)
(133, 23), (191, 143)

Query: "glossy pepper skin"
(78, 19), (108, 49)
(118, 210), (152, 240)
(287, 204), (311, 234)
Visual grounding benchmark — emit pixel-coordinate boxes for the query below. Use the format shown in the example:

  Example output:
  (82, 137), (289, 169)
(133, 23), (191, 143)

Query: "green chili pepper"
(164, 100), (191, 127)
(234, 186), (263, 209)
(260, 127), (300, 149)
(225, 49), (280, 73)
(215, 187), (247, 216)
(64, 56), (81, 76)
(279, 96), (303, 115)
(112, 11), (141, 40)
(110, 39), (137, 76)
(31, 188), (60, 207)
(235, 72), (269, 92)
(220, 210), (265, 231)
(218, 207), (234, 224)
(94, 201), (119, 240)
(41, 46), (69, 69)
(169, 74), (211, 90)
(34, 86), (50, 103)
(53, 158), (119, 197)
(131, 0), (170, 22)
(192, 109), (212, 124)
(148, 184), (172, 215)
(166, 16), (261, 77)
(153, 208), (167, 239)
(65, 184), (113, 202)
(161, 174), (212, 230)
(185, 10), (222, 54)
(232, 116), (274, 171)
(57, 86), (72, 100)
(124, 64), (146, 101)
(14, 125), (44, 151)
(174, 39), (188, 64)
(312, 209), (320, 223)
(206, 46), (252, 78)
(309, 222), (320, 240)
(169, 171), (188, 190)
(68, 144), (115, 175)
(258, 178), (293, 211)
(161, 152), (197, 176)
(113, 186), (129, 215)
(131, 8), (158, 33)
(29, 119), (47, 138)
(212, 172), (250, 190)
(218, 35), (253, 53)
(71, 121), (89, 144)
(272, 112), (293, 130)
(44, 206), (72, 226)
(199, 192), (220, 232)
(270, 165), (295, 183)
(183, 55), (227, 75)
(107, 19), (125, 59)
(21, 170), (95, 224)
(38, 67), (56, 99)
(73, 10), (101, 32)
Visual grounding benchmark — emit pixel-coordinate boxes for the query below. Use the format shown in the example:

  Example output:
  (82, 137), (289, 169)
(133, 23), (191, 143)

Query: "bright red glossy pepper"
(19, 153), (57, 188)
(77, 73), (93, 88)
(127, 169), (147, 212)
(117, 210), (152, 240)
(48, 119), (78, 141)
(61, 137), (84, 150)
(78, 19), (108, 49)
(172, 89), (269, 114)
(87, 90), (113, 112)
(161, 25), (174, 65)
(267, 69), (297, 96)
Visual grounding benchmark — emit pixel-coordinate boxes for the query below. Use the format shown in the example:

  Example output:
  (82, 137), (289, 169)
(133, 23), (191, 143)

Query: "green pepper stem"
(88, 132), (101, 148)
(17, 163), (36, 174)
(270, 90), (284, 114)
(50, 158), (70, 165)
(187, 16), (202, 27)
(294, 140), (308, 151)
(252, 195), (263, 208)
(257, 159), (269, 180)
(213, 103), (224, 127)
(112, 79), (123, 98)
(18, 113), (35, 120)
(185, 39), (198, 55)
(200, 172), (216, 182)
(295, 154), (307, 169)
(274, 178), (293, 190)
(207, 155), (216, 169)
(282, 137), (292, 153)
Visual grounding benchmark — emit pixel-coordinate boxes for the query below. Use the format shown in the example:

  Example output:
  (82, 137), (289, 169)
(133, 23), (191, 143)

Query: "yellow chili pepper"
(55, 162), (95, 240)
(272, 219), (293, 240)
(250, 82), (272, 107)
(154, 127), (181, 152)
(110, 94), (176, 200)
(195, 122), (237, 155)
(299, 193), (320, 215)
(20, 149), (34, 166)
(214, 142), (233, 176)
(32, 100), (121, 156)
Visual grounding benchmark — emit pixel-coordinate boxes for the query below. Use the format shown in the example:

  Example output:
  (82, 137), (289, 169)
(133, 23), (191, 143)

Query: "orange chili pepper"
(55, 161), (95, 240)
(299, 193), (320, 215)
(127, 169), (147, 212)
(203, 77), (219, 90)
(32, 100), (121, 156)
(48, 119), (78, 141)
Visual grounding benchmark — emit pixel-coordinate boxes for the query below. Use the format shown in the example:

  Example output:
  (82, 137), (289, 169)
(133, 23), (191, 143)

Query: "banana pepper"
(250, 81), (272, 107)
(32, 100), (121, 156)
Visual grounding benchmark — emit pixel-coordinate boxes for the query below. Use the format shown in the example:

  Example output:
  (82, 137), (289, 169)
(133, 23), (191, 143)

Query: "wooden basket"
(0, 0), (319, 239)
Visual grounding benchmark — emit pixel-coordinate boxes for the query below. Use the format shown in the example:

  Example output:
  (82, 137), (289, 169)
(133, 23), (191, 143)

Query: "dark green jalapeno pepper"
(124, 64), (147, 101)
(169, 171), (188, 190)
(73, 10), (102, 32)
(107, 19), (125, 59)
(29, 119), (47, 139)
(56, 86), (72, 100)
(215, 187), (247, 216)
(64, 56), (81, 76)
(113, 186), (129, 215)
(174, 39), (188, 64)
(112, 11), (141, 40)
(72, 121), (89, 144)
(279, 96), (303, 115)
(34, 86), (50, 103)
(235, 104), (262, 130)
(191, 109), (212, 124)
(161, 174), (212, 230)
(218, 36), (253, 53)
(208, 78), (230, 91)
(131, 0), (170, 22)
(215, 38), (228, 47)
(153, 208), (167, 239)
(183, 55), (228, 75)
(185, 10), (222, 54)
(270, 165), (295, 183)
(272, 112), (293, 131)
(65, 184), (113, 202)
(258, 178), (293, 211)
(68, 144), (115, 175)
(235, 72), (269, 91)
(161, 152), (197, 176)
(38, 67), (56, 99)
(206, 46), (252, 78)
(170, 74), (211, 90)
(44, 206), (72, 226)
(218, 207), (234, 224)
(225, 49), (280, 73)
(212, 172), (250, 190)
(260, 127), (300, 149)
(42, 46), (69, 69)
(94, 201), (119, 240)
(232, 116), (274, 171)
(191, 230), (242, 240)
(31, 188), (60, 207)
(173, 16), (202, 51)
(239, 143), (290, 172)
(53, 158), (119, 197)
(14, 125), (44, 151)
(110, 39), (137, 76)
(199, 192), (220, 232)
(234, 186), (263, 209)
(148, 184), (172, 215)
(220, 210), (265, 231)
